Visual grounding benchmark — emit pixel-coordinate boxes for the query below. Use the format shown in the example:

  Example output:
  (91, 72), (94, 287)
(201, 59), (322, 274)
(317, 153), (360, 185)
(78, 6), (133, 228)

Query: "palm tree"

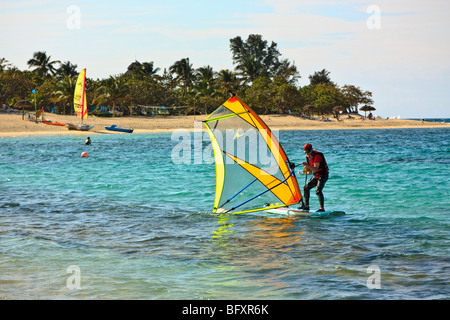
(0, 57), (12, 72)
(88, 81), (108, 112)
(169, 58), (194, 97)
(52, 76), (76, 114)
(158, 68), (177, 107)
(309, 69), (332, 86)
(191, 80), (217, 114)
(27, 51), (60, 77)
(101, 75), (128, 117)
(195, 65), (215, 84)
(234, 56), (259, 85)
(141, 62), (160, 76)
(230, 34), (281, 84)
(126, 61), (160, 77)
(216, 69), (239, 95)
(274, 59), (300, 85)
(57, 61), (78, 78)
(193, 66), (215, 99)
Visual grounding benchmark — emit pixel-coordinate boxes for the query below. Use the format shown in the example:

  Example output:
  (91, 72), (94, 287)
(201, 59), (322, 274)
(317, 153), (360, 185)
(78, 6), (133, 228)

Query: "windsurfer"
(300, 143), (329, 212)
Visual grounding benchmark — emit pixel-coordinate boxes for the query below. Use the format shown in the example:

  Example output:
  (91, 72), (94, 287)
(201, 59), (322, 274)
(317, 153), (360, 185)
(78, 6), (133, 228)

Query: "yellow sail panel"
(222, 97), (254, 125)
(74, 69), (87, 120)
(205, 123), (225, 213)
(230, 204), (287, 215)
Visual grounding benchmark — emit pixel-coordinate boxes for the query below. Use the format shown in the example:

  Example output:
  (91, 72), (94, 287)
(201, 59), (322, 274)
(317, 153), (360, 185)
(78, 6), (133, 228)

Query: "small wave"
(0, 202), (20, 208)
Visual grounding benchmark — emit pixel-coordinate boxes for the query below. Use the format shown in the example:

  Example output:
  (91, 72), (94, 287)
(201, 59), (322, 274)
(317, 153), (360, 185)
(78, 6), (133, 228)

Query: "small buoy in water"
(81, 152), (88, 157)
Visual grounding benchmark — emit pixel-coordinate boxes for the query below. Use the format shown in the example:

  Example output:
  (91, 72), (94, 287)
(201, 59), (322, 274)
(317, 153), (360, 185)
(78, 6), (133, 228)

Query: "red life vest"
(307, 150), (329, 178)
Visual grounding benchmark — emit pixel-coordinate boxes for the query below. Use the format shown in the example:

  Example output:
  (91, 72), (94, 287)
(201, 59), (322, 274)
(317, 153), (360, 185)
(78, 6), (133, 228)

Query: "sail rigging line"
(203, 111), (251, 123)
(218, 176), (257, 209)
(223, 170), (295, 214)
(218, 163), (279, 208)
(221, 150), (296, 213)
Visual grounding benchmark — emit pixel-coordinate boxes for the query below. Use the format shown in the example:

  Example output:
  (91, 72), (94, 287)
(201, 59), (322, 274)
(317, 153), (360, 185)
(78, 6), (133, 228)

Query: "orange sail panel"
(203, 94), (302, 214)
(74, 69), (87, 120)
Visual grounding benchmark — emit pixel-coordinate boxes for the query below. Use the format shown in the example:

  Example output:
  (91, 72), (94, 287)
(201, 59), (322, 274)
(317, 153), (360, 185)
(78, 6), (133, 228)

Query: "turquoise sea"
(0, 127), (449, 300)
(409, 118), (450, 124)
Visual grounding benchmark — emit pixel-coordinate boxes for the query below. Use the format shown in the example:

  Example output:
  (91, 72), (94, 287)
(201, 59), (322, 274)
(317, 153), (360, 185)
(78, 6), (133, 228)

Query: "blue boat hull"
(105, 126), (134, 133)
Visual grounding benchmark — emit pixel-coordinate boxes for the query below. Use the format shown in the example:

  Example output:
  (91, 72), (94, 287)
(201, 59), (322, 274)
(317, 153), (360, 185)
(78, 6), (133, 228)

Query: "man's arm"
(302, 161), (320, 174)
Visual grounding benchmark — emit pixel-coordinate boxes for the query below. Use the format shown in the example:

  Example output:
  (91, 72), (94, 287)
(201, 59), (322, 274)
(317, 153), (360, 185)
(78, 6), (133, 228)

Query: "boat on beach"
(43, 119), (66, 126)
(105, 124), (133, 133)
(66, 123), (95, 131)
(68, 68), (94, 131)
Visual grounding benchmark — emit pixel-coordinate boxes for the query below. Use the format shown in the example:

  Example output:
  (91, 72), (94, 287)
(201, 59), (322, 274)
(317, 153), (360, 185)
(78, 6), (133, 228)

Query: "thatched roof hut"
(360, 105), (376, 117)
(14, 100), (33, 110)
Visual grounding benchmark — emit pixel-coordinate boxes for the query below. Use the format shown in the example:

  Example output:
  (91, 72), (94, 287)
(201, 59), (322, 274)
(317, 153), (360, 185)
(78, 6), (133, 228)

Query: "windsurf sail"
(74, 69), (87, 121)
(203, 94), (302, 214)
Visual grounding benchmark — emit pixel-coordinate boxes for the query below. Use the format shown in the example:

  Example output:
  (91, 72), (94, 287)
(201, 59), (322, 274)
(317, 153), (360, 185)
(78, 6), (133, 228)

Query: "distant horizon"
(406, 117), (450, 120)
(1, 0), (449, 118)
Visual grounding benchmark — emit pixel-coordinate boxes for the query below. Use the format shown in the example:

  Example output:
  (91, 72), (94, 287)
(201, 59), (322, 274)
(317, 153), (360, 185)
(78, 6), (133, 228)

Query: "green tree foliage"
(52, 76), (76, 114)
(169, 57), (194, 97)
(100, 75), (130, 117)
(0, 58), (12, 72)
(309, 69), (332, 86)
(27, 51), (60, 78)
(341, 84), (374, 113)
(126, 60), (160, 78)
(245, 77), (274, 114)
(0, 68), (35, 106)
(216, 69), (239, 96)
(230, 34), (298, 85)
(1, 37), (374, 116)
(272, 76), (304, 114)
(57, 61), (78, 79)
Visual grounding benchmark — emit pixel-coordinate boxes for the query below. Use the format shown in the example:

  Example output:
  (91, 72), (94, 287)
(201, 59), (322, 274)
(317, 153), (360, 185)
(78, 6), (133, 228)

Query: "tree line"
(0, 34), (373, 117)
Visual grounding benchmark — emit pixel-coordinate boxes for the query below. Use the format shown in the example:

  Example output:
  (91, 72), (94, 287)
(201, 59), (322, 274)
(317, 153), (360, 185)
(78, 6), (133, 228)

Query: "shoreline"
(0, 113), (448, 137)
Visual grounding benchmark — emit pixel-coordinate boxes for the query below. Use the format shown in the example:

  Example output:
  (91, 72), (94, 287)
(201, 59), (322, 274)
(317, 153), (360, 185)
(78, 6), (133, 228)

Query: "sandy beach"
(0, 112), (448, 137)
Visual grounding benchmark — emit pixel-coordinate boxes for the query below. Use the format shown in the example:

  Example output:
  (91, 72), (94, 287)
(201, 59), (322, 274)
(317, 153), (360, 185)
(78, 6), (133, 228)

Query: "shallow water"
(0, 128), (449, 299)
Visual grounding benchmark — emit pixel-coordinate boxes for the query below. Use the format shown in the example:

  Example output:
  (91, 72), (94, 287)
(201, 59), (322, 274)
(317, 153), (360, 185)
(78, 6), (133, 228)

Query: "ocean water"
(409, 118), (450, 123)
(0, 127), (449, 300)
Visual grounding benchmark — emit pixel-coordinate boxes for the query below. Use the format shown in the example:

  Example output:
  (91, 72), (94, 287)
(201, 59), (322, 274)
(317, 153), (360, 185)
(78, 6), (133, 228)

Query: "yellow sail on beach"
(74, 68), (87, 120)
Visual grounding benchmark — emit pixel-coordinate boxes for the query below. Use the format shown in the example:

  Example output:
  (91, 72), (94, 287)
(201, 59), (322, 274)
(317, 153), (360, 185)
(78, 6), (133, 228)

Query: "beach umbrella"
(359, 105), (376, 117)
(304, 104), (315, 117)
(14, 99), (33, 110)
(333, 105), (346, 120)
(14, 99), (34, 120)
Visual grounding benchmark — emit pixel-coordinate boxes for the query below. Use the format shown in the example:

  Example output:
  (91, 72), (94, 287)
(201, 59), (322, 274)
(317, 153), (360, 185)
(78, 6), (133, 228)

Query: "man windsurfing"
(299, 143), (329, 212)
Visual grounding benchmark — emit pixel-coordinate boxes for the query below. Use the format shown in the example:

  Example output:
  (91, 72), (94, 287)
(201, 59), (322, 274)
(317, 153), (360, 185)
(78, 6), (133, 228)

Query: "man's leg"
(315, 175), (328, 210)
(303, 177), (318, 209)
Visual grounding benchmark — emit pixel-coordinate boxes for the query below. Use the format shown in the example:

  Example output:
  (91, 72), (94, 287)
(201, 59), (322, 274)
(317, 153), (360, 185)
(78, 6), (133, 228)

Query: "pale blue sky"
(1, 0), (449, 118)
